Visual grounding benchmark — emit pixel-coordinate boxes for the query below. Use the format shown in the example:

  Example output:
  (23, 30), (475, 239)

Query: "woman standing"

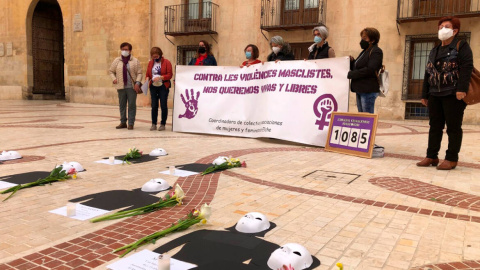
(109, 42), (143, 130)
(188, 40), (217, 66)
(241, 44), (261, 67)
(417, 16), (473, 170)
(267, 36), (295, 62)
(308, 25), (335, 60)
(145, 47), (173, 131)
(347, 28), (383, 114)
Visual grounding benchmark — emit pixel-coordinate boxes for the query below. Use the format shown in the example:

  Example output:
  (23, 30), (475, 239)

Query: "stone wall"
(0, 0), (479, 123)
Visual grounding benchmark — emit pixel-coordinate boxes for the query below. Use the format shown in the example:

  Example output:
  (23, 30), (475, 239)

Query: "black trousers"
(150, 85), (169, 125)
(427, 94), (467, 161)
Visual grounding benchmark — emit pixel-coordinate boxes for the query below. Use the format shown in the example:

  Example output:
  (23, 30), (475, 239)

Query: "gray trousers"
(117, 88), (137, 125)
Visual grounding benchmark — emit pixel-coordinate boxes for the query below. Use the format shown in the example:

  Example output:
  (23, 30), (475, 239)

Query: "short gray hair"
(312, 26), (329, 39)
(270, 36), (285, 46)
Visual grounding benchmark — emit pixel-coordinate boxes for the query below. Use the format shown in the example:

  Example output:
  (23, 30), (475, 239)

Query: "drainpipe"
(149, 0), (152, 49)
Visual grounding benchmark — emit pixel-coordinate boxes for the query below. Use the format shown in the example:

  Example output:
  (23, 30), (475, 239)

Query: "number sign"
(325, 112), (378, 158)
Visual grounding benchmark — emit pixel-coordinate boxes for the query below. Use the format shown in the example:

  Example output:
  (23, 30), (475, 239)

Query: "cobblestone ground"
(1, 100), (480, 270)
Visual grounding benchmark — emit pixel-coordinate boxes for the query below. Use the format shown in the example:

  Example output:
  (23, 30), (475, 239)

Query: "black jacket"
(348, 45), (383, 93)
(267, 45), (295, 62)
(422, 38), (473, 99)
(308, 42), (331, 60)
(188, 54), (217, 66)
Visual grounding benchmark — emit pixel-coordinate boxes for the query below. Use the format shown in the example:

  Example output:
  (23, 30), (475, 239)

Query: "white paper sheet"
(49, 204), (110, 221)
(0, 181), (18, 190)
(95, 159), (125, 165)
(107, 250), (197, 270)
(159, 169), (198, 177)
(142, 78), (149, 95)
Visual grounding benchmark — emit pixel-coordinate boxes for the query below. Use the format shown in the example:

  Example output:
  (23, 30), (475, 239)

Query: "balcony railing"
(165, 2), (218, 36)
(261, 0), (326, 31)
(397, 0), (480, 23)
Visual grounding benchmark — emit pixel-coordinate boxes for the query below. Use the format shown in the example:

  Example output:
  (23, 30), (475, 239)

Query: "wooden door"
(32, 1), (64, 96)
(414, 0), (471, 16)
(290, 42), (311, 60)
(281, 0), (319, 26)
(185, 0), (211, 32)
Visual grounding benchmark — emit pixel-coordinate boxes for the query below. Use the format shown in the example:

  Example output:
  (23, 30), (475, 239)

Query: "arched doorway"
(32, 0), (65, 98)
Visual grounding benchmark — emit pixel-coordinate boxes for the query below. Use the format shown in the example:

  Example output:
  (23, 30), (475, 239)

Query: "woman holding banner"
(347, 27), (383, 114)
(267, 36), (295, 62)
(308, 25), (336, 60)
(145, 47), (173, 131)
(241, 44), (262, 68)
(188, 40), (217, 66)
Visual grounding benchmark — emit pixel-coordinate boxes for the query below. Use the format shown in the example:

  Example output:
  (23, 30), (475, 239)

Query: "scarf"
(195, 54), (207, 66)
(121, 55), (131, 85)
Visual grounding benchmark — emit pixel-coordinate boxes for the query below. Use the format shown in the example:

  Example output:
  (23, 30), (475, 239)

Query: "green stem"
(114, 218), (201, 257)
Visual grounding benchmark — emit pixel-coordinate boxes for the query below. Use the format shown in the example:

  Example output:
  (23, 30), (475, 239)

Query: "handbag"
(369, 49), (389, 97)
(123, 60), (142, 93)
(377, 65), (389, 97)
(456, 41), (480, 105)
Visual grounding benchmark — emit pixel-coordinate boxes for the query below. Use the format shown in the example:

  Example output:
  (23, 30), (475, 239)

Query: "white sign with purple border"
(173, 58), (350, 146)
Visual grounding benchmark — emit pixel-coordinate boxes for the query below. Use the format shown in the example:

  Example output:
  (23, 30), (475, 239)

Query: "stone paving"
(1, 100), (480, 270)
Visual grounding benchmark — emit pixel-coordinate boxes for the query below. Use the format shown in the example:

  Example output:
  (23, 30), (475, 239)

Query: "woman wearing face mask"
(109, 42), (143, 130)
(267, 36), (294, 62)
(188, 40), (217, 66)
(417, 17), (473, 170)
(308, 25), (335, 60)
(240, 44), (261, 68)
(145, 47), (173, 131)
(347, 27), (383, 114)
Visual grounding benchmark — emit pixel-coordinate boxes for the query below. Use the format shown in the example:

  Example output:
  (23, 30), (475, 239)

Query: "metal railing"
(261, 0), (326, 30)
(165, 2), (218, 36)
(397, 0), (480, 23)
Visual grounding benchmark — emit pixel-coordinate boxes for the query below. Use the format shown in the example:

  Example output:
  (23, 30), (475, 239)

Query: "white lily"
(198, 203), (212, 220)
(174, 184), (185, 202)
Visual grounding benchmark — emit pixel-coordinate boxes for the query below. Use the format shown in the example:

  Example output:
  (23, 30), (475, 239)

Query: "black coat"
(421, 38), (473, 99)
(267, 47), (295, 62)
(348, 45), (383, 93)
(308, 42), (331, 60)
(188, 54), (217, 66)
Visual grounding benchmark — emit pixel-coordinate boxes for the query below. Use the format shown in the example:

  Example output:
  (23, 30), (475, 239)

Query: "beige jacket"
(109, 56), (143, 90)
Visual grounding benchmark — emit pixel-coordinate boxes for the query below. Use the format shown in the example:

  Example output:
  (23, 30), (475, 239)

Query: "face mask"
(154, 58), (161, 63)
(360, 40), (370, 50)
(245, 51), (252, 59)
(198, 47), (206, 54)
(314, 36), (322, 44)
(121, 50), (130, 57)
(272, 47), (281, 54)
(438, 27), (454, 41)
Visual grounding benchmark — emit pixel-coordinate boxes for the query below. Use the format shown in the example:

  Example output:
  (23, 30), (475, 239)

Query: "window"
(187, 0), (212, 19)
(413, 0), (472, 17)
(401, 33), (470, 100)
(177, 45), (198, 65)
(281, 0), (320, 25)
(405, 102), (429, 120)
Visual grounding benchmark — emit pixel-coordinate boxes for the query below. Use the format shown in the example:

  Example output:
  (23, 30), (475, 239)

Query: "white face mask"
(438, 27), (454, 41)
(121, 50), (130, 57)
(235, 212), (270, 233)
(272, 47), (281, 54)
(267, 243), (313, 270)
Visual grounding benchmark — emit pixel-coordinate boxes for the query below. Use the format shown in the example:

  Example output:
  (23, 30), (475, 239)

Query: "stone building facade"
(0, 0), (479, 122)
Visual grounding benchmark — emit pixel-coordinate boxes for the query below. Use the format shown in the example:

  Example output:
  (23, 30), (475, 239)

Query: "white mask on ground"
(438, 27), (454, 41)
(235, 212), (270, 233)
(0, 151), (22, 161)
(141, 179), (170, 192)
(121, 50), (130, 57)
(149, 148), (168, 156)
(272, 47), (281, 54)
(267, 243), (313, 270)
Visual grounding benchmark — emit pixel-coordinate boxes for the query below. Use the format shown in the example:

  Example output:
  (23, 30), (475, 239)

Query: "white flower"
(174, 184), (185, 201)
(199, 203), (212, 220)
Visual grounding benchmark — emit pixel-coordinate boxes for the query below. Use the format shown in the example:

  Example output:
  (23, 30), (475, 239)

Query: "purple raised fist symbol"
(179, 89), (200, 119)
(313, 94), (338, 130)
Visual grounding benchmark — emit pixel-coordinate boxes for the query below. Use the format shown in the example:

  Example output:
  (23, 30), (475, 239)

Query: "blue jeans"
(356, 92), (379, 113)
